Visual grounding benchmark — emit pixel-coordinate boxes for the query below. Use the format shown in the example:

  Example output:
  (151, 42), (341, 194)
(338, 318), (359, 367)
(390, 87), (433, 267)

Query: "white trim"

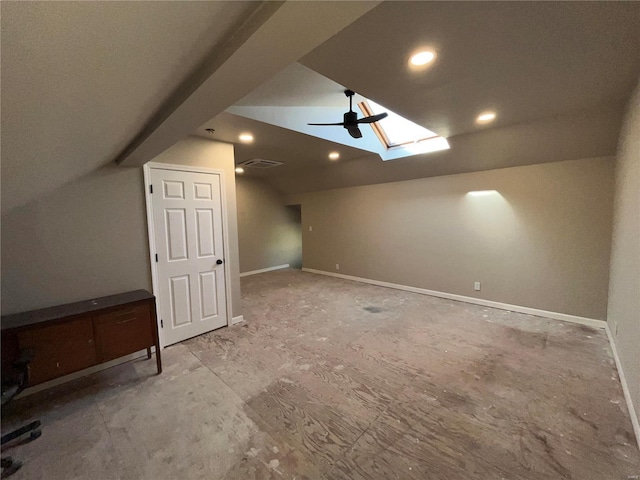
(606, 323), (640, 450)
(232, 315), (245, 325)
(17, 349), (154, 398)
(144, 162), (235, 347)
(240, 264), (289, 277)
(146, 162), (230, 175)
(143, 166), (162, 345)
(301, 268), (606, 329)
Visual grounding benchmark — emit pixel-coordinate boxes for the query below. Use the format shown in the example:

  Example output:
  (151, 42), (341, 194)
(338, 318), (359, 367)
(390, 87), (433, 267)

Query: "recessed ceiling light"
(476, 112), (496, 123)
(328, 152), (340, 161)
(235, 167), (244, 174)
(409, 50), (436, 67)
(238, 133), (254, 143)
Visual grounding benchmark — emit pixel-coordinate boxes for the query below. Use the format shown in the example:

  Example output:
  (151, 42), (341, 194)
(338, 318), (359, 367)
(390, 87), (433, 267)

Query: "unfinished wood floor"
(3, 269), (639, 479)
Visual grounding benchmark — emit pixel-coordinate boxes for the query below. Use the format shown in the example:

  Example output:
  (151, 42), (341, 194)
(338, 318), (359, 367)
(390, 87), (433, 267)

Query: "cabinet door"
(17, 316), (97, 385)
(95, 303), (154, 361)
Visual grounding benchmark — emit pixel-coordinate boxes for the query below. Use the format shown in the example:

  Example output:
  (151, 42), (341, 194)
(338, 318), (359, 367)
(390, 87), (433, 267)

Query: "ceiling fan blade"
(356, 112), (388, 124)
(307, 91), (383, 139)
(347, 126), (363, 139)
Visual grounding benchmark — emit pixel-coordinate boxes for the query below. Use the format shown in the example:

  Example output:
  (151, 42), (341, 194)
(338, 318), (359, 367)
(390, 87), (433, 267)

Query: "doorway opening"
(284, 204), (302, 270)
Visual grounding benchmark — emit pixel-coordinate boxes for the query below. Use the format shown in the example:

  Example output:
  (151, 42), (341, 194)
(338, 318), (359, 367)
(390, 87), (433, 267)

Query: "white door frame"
(143, 162), (234, 348)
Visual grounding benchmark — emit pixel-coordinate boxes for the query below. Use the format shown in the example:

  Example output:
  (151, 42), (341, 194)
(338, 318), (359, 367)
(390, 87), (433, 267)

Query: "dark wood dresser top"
(1, 290), (154, 331)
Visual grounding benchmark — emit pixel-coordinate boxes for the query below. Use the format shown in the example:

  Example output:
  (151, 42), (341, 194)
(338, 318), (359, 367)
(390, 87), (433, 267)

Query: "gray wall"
(2, 165), (151, 314)
(288, 157), (614, 320)
(236, 176), (301, 273)
(1, 136), (243, 321)
(608, 80), (640, 428)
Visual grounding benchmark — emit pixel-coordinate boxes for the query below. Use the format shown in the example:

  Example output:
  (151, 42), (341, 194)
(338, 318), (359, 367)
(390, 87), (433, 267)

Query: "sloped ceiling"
(301, 1), (640, 138)
(1, 1), (380, 214)
(3, 1), (639, 208)
(198, 1), (640, 194)
(1, 1), (259, 214)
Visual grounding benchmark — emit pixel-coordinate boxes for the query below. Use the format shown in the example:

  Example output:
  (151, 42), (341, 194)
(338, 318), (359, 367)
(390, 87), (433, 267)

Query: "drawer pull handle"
(116, 310), (137, 317)
(116, 318), (137, 324)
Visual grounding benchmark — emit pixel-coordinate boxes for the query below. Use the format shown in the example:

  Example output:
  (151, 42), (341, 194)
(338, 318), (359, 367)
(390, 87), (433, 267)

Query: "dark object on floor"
(1, 349), (41, 478)
(1, 457), (22, 479)
(363, 306), (383, 313)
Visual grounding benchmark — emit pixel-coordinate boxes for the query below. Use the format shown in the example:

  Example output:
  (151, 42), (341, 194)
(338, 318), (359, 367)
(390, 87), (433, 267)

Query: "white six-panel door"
(150, 168), (227, 346)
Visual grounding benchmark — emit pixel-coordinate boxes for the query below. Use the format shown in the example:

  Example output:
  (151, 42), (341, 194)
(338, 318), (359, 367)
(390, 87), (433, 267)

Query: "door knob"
(216, 259), (224, 265)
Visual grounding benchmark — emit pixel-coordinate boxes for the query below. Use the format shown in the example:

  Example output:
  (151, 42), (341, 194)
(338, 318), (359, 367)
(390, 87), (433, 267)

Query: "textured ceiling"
(198, 1), (640, 194)
(301, 1), (640, 138)
(1, 1), (259, 214)
(3, 1), (639, 208)
(200, 111), (372, 175)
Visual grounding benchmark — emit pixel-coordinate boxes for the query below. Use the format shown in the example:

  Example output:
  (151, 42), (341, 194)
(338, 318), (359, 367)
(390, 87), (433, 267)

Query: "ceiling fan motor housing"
(343, 111), (358, 126)
(307, 89), (386, 139)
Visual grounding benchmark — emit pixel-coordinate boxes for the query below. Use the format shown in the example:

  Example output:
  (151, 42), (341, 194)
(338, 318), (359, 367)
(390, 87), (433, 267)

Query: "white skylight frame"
(358, 100), (449, 157)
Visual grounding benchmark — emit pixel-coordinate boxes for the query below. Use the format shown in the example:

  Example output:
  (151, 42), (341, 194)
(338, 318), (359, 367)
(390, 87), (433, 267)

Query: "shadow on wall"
(236, 176), (302, 273)
(286, 204), (302, 269)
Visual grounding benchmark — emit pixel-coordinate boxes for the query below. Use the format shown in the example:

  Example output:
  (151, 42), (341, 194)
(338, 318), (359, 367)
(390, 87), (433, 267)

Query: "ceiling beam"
(117, 0), (380, 167)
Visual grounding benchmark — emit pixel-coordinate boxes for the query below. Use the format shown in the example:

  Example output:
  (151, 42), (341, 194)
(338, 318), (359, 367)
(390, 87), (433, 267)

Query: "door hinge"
(160, 319), (163, 328)
(149, 184), (153, 194)
(155, 254), (158, 262)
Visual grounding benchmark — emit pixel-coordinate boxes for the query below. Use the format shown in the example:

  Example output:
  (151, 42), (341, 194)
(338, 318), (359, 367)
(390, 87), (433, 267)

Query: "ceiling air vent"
(239, 158), (283, 169)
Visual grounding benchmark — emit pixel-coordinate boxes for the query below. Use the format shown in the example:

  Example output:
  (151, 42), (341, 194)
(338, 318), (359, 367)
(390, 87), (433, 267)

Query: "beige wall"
(608, 80), (640, 427)
(236, 177), (301, 273)
(288, 157), (614, 320)
(152, 136), (241, 317)
(1, 136), (243, 322)
(1, 165), (151, 314)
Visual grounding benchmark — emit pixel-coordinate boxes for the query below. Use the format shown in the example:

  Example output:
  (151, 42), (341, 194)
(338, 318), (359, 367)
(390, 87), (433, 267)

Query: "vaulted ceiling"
(1, 1), (259, 213)
(3, 1), (639, 211)
(198, 1), (640, 194)
(1, 1), (379, 213)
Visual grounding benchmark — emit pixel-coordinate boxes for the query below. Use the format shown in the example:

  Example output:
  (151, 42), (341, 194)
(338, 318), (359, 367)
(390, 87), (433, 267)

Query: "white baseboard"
(231, 315), (245, 325)
(240, 264), (289, 277)
(606, 323), (640, 450)
(301, 268), (606, 329)
(17, 349), (155, 398)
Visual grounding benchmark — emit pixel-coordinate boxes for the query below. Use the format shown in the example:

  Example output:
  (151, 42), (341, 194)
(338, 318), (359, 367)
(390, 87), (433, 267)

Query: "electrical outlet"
(309, 226), (312, 232)
(474, 281), (481, 291)
(336, 264), (340, 270)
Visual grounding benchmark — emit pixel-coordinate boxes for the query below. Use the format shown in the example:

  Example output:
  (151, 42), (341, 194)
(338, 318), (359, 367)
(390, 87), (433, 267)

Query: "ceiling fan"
(308, 89), (388, 139)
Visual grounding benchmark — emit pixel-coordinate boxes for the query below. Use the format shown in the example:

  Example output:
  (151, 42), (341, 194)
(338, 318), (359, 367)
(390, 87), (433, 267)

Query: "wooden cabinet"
(95, 304), (154, 362)
(17, 315), (97, 384)
(1, 290), (161, 388)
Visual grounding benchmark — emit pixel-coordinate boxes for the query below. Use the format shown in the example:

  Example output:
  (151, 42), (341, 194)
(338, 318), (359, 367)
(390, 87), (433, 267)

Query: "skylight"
(227, 62), (450, 161)
(360, 100), (440, 148)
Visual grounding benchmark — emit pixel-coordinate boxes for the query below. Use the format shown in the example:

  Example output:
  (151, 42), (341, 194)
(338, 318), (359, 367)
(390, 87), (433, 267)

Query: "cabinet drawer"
(96, 304), (150, 325)
(17, 316), (97, 385)
(95, 304), (154, 361)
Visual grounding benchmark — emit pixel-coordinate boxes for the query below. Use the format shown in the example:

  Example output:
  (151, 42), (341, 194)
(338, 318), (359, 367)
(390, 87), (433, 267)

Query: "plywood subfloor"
(3, 269), (638, 479)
